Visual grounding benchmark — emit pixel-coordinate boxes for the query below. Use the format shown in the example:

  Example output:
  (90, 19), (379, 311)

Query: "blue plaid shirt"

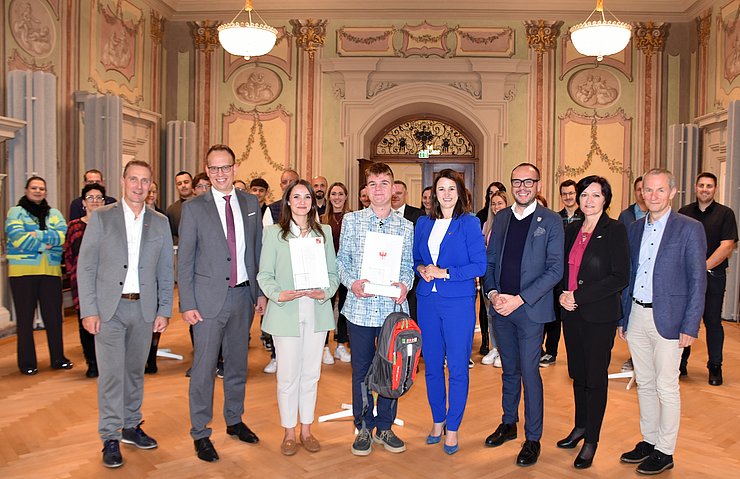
(336, 207), (414, 327)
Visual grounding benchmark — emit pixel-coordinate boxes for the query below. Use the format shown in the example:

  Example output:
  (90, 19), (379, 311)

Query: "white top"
(393, 204), (407, 217)
(512, 201), (537, 221)
(211, 187), (248, 283)
(121, 198), (144, 294)
(428, 218), (452, 293)
(262, 207), (274, 226)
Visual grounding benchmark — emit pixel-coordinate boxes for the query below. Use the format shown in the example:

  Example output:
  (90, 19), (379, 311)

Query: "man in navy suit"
(483, 163), (564, 467)
(618, 168), (706, 475)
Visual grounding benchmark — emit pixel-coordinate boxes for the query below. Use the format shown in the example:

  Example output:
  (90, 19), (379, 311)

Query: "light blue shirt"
(634, 209), (671, 302)
(634, 203), (647, 221)
(336, 207), (414, 327)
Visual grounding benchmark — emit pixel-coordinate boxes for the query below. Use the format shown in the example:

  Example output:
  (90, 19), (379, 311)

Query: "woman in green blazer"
(257, 179), (339, 456)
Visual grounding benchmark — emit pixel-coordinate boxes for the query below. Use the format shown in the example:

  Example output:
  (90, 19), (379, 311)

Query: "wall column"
(696, 10), (711, 118)
(524, 20), (562, 189)
(190, 21), (219, 160)
(290, 19), (327, 179)
(634, 22), (669, 172)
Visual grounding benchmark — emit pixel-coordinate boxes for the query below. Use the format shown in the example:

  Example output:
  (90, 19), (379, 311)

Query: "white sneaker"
(263, 358), (277, 374)
(493, 355), (502, 368)
(481, 349), (497, 365)
(334, 344), (351, 363)
(322, 346), (335, 365)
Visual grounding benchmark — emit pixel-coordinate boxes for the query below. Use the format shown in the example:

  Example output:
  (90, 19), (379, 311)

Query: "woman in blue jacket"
(413, 169), (487, 454)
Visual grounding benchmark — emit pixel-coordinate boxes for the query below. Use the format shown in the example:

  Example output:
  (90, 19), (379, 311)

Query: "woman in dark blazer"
(414, 169), (487, 455)
(556, 175), (629, 469)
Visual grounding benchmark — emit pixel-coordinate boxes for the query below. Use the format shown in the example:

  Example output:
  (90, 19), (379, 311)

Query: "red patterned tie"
(224, 195), (237, 288)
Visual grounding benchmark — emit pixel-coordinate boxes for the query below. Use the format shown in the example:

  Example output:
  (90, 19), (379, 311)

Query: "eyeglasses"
(195, 183), (211, 190)
(207, 164), (234, 174)
(84, 195), (104, 202)
(511, 178), (539, 188)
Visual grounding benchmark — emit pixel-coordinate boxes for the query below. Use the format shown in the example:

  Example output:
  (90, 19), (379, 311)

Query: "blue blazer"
(483, 205), (564, 324)
(413, 214), (486, 298)
(619, 211), (707, 340)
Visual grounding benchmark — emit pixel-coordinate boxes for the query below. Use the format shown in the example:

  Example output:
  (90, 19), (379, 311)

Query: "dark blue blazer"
(483, 205), (564, 324)
(413, 214), (486, 298)
(619, 211), (707, 339)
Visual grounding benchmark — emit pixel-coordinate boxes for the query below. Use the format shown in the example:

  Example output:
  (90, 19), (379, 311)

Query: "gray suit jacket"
(177, 189), (263, 317)
(77, 202), (175, 322)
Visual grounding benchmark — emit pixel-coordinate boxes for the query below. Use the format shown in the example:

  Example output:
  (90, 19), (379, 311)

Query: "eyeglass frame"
(84, 195), (105, 202)
(206, 164), (234, 174)
(510, 178), (540, 188)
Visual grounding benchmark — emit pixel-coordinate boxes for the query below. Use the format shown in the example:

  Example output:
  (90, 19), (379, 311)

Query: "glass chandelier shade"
(569, 0), (632, 61)
(217, 0), (278, 60)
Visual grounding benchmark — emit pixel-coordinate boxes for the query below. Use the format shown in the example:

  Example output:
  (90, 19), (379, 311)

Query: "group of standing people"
(5, 150), (736, 477)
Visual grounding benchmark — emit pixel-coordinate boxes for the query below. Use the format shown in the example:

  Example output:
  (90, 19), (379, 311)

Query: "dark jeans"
(77, 310), (97, 366)
(347, 321), (398, 431)
(562, 310), (616, 443)
(10, 275), (65, 370)
(682, 270), (726, 367)
(326, 284), (349, 345)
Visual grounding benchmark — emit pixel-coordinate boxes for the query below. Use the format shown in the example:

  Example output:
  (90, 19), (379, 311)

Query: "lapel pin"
(537, 216), (542, 223)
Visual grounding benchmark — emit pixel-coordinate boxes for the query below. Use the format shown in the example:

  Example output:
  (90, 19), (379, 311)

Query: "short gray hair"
(643, 168), (675, 190)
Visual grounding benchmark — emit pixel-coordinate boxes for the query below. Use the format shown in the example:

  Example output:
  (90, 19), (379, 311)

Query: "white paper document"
(360, 231), (403, 297)
(289, 236), (330, 290)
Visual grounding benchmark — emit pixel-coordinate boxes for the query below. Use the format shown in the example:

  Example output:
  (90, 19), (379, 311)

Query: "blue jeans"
(347, 321), (398, 431)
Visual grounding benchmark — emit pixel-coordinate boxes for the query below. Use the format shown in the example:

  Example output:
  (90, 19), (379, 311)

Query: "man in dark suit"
(617, 176), (647, 227)
(618, 168), (706, 475)
(178, 144), (267, 462)
(265, 169), (299, 225)
(77, 160), (174, 468)
(68, 169), (117, 220)
(483, 163), (564, 467)
(391, 180), (423, 224)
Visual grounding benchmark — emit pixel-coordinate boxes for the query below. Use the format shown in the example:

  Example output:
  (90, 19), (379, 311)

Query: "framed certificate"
(289, 236), (330, 290)
(360, 231), (403, 297)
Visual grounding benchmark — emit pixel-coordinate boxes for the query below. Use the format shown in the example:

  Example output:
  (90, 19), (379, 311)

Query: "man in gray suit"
(178, 144), (266, 462)
(77, 160), (174, 468)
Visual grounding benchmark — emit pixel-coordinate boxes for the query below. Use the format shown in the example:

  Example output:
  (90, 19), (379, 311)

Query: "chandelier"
(569, 0), (632, 61)
(217, 0), (278, 60)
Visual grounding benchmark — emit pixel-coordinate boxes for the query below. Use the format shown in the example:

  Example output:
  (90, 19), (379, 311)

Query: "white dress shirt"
(121, 199), (144, 294)
(211, 187), (249, 283)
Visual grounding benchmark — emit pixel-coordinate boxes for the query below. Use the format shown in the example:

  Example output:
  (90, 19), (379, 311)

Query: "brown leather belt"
(121, 293), (141, 300)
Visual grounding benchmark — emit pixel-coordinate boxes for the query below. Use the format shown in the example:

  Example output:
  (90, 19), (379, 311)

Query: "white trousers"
(626, 304), (683, 455)
(272, 297), (327, 428)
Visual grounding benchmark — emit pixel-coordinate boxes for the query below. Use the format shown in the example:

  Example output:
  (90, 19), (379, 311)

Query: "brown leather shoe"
(281, 438), (298, 456)
(300, 434), (321, 453)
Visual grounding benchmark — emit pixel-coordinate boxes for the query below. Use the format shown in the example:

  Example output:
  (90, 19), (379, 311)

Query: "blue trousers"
(418, 293), (476, 432)
(347, 321), (398, 431)
(494, 308), (545, 440)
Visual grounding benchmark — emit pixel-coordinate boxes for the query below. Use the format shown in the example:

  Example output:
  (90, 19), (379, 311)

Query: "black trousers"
(478, 283), (489, 349)
(562, 309), (617, 443)
(541, 290), (561, 357)
(77, 310), (97, 366)
(10, 275), (65, 370)
(682, 270), (726, 367)
(326, 284), (349, 345)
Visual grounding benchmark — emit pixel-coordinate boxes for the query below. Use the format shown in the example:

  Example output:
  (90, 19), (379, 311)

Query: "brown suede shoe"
(281, 438), (298, 456)
(300, 434), (321, 453)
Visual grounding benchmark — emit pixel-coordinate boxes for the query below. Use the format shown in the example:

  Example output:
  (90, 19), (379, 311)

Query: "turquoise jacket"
(5, 205), (67, 276)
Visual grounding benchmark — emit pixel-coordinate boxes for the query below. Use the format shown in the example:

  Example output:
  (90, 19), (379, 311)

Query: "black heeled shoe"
(556, 427), (586, 449)
(574, 442), (597, 469)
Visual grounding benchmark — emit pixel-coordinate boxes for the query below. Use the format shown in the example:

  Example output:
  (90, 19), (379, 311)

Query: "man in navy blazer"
(483, 163), (564, 467)
(618, 168), (706, 475)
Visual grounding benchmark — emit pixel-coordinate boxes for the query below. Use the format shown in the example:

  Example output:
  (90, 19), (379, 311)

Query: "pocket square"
(533, 226), (546, 237)
(247, 212), (256, 217)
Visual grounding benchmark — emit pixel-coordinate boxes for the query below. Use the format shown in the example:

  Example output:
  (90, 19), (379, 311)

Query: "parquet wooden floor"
(1, 292), (739, 478)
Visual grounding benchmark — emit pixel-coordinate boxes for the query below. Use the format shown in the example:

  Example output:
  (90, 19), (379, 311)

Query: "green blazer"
(257, 224), (339, 336)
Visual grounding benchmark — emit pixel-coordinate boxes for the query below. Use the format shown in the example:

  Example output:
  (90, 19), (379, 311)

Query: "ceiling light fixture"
(569, 0), (632, 61)
(217, 0), (278, 60)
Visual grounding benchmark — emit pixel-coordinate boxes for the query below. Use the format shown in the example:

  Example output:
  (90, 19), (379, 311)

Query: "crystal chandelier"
(217, 0), (278, 60)
(569, 0), (632, 61)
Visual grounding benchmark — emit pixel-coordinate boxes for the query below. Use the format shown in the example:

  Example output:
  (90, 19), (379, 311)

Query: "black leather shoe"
(556, 427), (586, 449)
(226, 422), (259, 443)
(145, 363), (158, 374)
(86, 363), (98, 378)
(708, 364), (723, 386)
(20, 368), (38, 375)
(516, 440), (540, 467)
(485, 422), (517, 447)
(636, 450), (673, 475)
(102, 439), (123, 468)
(121, 421), (158, 449)
(574, 442), (597, 469)
(194, 437), (219, 462)
(620, 441), (655, 463)
(51, 358), (74, 370)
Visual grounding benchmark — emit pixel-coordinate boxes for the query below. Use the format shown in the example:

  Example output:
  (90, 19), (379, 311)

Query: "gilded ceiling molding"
(632, 22), (670, 57)
(290, 19), (328, 60)
(524, 20), (563, 54)
(150, 10), (165, 46)
(190, 20), (220, 53)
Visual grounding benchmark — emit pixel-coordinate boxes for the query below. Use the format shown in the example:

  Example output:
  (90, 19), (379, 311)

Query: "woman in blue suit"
(414, 169), (487, 455)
